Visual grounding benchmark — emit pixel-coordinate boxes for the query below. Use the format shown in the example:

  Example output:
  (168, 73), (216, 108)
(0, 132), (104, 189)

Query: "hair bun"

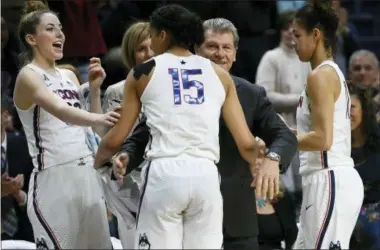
(23, 0), (49, 15)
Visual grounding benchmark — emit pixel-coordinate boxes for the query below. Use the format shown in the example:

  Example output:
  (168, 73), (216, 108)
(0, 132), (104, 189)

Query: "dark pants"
(224, 231), (259, 250)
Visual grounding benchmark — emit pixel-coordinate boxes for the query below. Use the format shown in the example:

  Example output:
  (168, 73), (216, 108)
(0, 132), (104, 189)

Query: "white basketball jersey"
(16, 64), (92, 171)
(296, 60), (353, 175)
(141, 53), (226, 163)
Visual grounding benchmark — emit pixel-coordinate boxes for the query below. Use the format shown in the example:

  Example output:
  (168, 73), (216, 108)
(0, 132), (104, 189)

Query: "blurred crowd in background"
(1, 0), (380, 249)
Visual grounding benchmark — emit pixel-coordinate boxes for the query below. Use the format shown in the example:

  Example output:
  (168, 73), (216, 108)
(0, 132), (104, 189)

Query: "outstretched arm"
(14, 67), (119, 127)
(94, 70), (141, 168)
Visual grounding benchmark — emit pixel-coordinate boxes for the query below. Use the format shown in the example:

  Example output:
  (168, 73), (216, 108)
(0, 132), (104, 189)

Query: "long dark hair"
(349, 83), (380, 157)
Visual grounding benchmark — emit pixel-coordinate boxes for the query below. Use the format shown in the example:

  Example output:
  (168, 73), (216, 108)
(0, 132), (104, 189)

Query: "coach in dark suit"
(112, 18), (297, 250)
(1, 97), (34, 242)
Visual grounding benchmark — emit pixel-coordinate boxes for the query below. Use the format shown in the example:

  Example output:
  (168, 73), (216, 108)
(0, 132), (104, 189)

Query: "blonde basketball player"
(292, 1), (364, 249)
(13, 1), (119, 248)
(94, 5), (275, 249)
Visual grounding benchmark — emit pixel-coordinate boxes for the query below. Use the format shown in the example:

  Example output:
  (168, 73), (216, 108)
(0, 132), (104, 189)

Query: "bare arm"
(215, 65), (258, 168)
(94, 70), (141, 168)
(297, 69), (338, 151)
(14, 67), (116, 127)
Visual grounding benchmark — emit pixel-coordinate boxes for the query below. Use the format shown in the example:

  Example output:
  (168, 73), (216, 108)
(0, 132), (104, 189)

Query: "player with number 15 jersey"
(95, 4), (260, 249)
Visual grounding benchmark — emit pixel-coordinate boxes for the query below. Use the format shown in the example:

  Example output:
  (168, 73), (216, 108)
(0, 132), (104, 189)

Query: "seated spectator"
(349, 84), (380, 249)
(1, 96), (34, 242)
(349, 50), (380, 122)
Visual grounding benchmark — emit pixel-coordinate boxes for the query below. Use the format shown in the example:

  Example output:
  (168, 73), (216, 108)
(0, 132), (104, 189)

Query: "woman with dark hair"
(292, 0), (364, 248)
(349, 83), (380, 249)
(94, 4), (269, 249)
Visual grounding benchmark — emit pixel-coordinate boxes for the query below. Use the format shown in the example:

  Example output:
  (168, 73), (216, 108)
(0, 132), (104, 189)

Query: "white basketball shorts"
(27, 156), (112, 249)
(294, 167), (364, 249)
(135, 156), (223, 249)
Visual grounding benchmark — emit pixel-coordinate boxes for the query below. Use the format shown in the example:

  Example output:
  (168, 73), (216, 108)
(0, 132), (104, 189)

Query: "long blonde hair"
(121, 22), (150, 70)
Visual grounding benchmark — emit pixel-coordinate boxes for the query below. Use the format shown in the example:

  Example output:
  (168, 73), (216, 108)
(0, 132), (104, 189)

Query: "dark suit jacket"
(1, 132), (34, 241)
(121, 75), (297, 237)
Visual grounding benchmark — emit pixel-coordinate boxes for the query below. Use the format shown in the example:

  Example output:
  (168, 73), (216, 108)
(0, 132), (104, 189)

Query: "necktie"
(1, 145), (18, 237)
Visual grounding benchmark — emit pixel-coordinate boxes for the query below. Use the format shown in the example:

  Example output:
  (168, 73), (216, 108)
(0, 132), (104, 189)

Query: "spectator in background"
(1, 96), (34, 242)
(331, 0), (361, 77)
(349, 84), (380, 249)
(349, 49), (380, 88)
(255, 11), (309, 203)
(349, 50), (380, 122)
(1, 16), (23, 97)
(256, 11), (310, 128)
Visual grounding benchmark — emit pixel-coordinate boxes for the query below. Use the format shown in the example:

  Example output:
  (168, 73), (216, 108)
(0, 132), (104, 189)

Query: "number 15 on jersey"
(168, 68), (205, 105)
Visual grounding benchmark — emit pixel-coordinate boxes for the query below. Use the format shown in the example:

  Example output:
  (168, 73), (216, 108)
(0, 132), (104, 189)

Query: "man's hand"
(88, 57), (106, 89)
(252, 157), (280, 201)
(112, 153), (129, 179)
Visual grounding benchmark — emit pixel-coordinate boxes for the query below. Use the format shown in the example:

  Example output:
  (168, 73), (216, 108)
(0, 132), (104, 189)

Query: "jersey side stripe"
(33, 106), (45, 171)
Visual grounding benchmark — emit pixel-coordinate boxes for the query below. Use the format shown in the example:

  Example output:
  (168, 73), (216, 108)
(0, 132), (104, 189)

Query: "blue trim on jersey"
(316, 170), (336, 249)
(136, 161), (152, 228)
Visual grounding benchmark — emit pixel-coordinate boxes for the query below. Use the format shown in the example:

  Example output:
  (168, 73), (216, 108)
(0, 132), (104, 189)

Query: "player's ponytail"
(18, 0), (53, 67)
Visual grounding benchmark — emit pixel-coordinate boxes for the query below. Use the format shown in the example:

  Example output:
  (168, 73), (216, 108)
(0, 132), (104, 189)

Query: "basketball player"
(94, 5), (276, 249)
(292, 1), (364, 249)
(13, 1), (119, 248)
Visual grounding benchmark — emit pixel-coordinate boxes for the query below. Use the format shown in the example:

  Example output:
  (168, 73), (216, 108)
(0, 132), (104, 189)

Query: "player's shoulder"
(16, 65), (43, 85)
(308, 65), (337, 85)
